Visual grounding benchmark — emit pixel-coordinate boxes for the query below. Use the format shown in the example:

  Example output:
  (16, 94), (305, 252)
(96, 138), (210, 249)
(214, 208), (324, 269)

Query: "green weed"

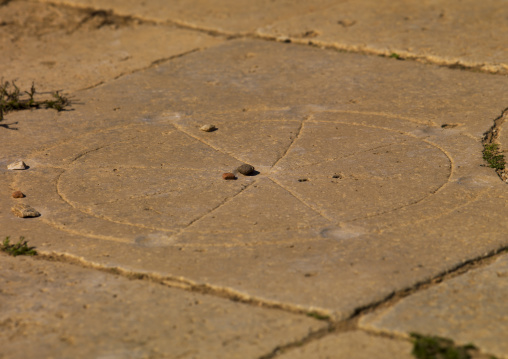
(306, 312), (330, 320)
(1, 237), (37, 257)
(411, 333), (480, 359)
(0, 80), (70, 122)
(483, 143), (505, 170)
(390, 53), (402, 59)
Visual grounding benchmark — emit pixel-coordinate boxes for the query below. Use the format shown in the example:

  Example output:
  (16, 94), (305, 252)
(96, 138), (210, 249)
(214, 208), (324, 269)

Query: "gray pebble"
(237, 164), (255, 176)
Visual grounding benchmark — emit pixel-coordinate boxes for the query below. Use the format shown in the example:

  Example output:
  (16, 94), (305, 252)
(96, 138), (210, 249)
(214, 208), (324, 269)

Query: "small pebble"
(12, 191), (25, 198)
(200, 124), (217, 132)
(237, 164), (255, 176)
(222, 172), (236, 180)
(7, 160), (28, 170)
(11, 203), (40, 218)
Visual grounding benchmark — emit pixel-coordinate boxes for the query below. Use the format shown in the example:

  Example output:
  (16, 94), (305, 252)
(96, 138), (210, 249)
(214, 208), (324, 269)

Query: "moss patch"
(410, 333), (489, 359)
(483, 143), (505, 170)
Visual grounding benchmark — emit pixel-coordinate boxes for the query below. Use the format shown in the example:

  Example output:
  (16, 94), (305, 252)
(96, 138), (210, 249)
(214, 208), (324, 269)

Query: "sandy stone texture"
(36, 0), (339, 33)
(2, 39), (507, 321)
(360, 253), (508, 359)
(36, 0), (508, 73)
(257, 0), (508, 73)
(0, 0), (223, 92)
(277, 331), (413, 359)
(0, 253), (325, 359)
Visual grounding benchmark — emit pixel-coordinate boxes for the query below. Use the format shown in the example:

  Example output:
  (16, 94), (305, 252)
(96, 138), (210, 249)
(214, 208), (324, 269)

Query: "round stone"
(237, 164), (255, 176)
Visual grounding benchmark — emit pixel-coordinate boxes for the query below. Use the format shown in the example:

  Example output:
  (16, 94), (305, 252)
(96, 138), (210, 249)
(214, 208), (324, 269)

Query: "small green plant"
(1, 237), (37, 256)
(306, 312), (330, 320)
(411, 333), (478, 359)
(483, 143), (505, 170)
(390, 53), (402, 59)
(0, 80), (70, 122)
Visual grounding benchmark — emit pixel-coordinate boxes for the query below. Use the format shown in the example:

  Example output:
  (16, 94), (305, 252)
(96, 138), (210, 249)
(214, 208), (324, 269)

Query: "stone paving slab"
(0, 253), (325, 359)
(0, 0), (223, 92)
(37, 0), (508, 73)
(36, 0), (339, 34)
(2, 39), (507, 321)
(277, 331), (413, 359)
(257, 0), (508, 74)
(360, 253), (508, 359)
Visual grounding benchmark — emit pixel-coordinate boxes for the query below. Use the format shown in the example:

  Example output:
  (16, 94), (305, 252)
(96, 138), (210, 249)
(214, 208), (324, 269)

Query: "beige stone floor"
(1, 1), (507, 358)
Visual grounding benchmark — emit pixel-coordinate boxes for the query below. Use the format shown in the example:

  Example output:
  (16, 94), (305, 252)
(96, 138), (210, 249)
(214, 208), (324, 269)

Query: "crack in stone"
(36, 250), (333, 318)
(257, 244), (508, 358)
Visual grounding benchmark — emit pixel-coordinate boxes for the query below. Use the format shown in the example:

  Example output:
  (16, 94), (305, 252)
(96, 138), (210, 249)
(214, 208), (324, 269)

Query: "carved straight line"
(267, 177), (334, 223)
(176, 180), (257, 233)
(171, 121), (247, 164)
(270, 115), (308, 169)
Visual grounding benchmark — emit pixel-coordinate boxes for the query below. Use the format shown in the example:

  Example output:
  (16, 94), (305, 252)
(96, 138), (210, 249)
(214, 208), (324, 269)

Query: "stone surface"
(2, 39), (507, 320)
(360, 253), (508, 359)
(277, 331), (413, 359)
(37, 0), (339, 34)
(0, 254), (325, 359)
(2, 1), (508, 356)
(38, 0), (508, 73)
(0, 0), (223, 92)
(257, 0), (508, 74)
(11, 203), (40, 218)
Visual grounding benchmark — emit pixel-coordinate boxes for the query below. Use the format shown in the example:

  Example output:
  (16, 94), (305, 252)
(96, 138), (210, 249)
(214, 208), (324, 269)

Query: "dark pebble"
(237, 164), (255, 176)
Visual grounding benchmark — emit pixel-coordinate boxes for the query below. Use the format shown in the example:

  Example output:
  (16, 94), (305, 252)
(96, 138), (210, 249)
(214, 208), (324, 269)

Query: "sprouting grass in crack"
(1, 237), (37, 257)
(483, 144), (504, 169)
(0, 80), (71, 122)
(483, 143), (505, 170)
(410, 333), (495, 359)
